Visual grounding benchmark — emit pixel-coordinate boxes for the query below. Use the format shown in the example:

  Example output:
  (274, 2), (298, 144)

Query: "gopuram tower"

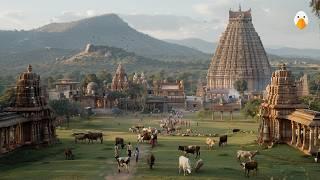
(207, 7), (271, 93)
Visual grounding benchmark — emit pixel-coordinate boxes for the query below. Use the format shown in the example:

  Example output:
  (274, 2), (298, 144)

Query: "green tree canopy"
(241, 99), (262, 119)
(234, 79), (248, 95)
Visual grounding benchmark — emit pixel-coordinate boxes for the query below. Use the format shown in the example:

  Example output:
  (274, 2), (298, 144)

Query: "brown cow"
(64, 148), (74, 160)
(87, 132), (103, 144)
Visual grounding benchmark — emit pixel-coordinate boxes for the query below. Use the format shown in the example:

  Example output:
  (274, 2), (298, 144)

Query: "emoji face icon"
(294, 11), (308, 30)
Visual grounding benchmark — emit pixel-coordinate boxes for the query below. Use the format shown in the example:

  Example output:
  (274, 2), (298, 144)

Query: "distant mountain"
(165, 38), (320, 59)
(0, 14), (208, 62)
(165, 38), (217, 54)
(266, 47), (320, 59)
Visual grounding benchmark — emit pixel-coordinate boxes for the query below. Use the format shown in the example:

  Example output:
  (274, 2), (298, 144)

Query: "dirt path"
(105, 144), (150, 180)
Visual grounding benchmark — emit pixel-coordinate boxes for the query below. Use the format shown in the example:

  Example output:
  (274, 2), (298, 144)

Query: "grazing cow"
(237, 150), (259, 161)
(129, 127), (137, 133)
(74, 133), (88, 143)
(219, 135), (228, 147)
(137, 133), (151, 143)
(241, 161), (258, 177)
(64, 148), (74, 160)
(178, 145), (201, 159)
(147, 154), (156, 169)
(194, 159), (204, 173)
(186, 129), (192, 134)
(151, 134), (157, 148)
(116, 157), (130, 173)
(205, 138), (216, 150)
(87, 132), (103, 144)
(178, 155), (192, 176)
(115, 137), (125, 149)
(232, 129), (240, 133)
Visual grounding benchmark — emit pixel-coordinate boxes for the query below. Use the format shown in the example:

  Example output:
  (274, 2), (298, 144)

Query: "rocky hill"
(0, 14), (209, 62)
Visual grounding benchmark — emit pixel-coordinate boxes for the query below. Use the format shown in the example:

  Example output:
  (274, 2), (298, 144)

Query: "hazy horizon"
(0, 0), (319, 49)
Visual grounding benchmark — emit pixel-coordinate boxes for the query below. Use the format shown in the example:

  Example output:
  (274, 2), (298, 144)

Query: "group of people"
(114, 142), (140, 163)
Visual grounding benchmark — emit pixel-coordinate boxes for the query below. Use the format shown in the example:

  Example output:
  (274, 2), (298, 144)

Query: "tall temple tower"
(207, 7), (271, 93)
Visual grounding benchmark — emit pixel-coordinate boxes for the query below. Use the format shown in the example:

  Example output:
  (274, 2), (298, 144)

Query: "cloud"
(0, 10), (27, 29)
(263, 8), (271, 13)
(50, 10), (102, 23)
(193, 0), (233, 16)
(120, 14), (226, 40)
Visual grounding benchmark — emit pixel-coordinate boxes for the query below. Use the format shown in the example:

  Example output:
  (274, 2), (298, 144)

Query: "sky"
(0, 0), (319, 49)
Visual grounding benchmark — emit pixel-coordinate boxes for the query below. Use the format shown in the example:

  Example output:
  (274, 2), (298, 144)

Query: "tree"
(241, 99), (262, 119)
(310, 0), (320, 17)
(0, 87), (16, 108)
(49, 100), (80, 116)
(81, 73), (100, 88)
(97, 70), (112, 84)
(234, 79), (248, 95)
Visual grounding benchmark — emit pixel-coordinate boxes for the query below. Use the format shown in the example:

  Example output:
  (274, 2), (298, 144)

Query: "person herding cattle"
(114, 144), (120, 159)
(127, 142), (133, 157)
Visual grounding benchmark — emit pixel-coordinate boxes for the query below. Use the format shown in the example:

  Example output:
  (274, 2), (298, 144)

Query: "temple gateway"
(259, 64), (320, 155)
(207, 7), (271, 94)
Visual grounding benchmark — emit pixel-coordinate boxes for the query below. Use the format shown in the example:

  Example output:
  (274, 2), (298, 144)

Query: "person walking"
(127, 142), (133, 157)
(134, 147), (140, 163)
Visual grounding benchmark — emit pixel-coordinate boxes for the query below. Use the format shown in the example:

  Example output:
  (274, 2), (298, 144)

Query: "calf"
(314, 151), (320, 163)
(115, 137), (125, 149)
(219, 135), (228, 147)
(116, 157), (130, 173)
(205, 138), (216, 150)
(64, 148), (74, 160)
(178, 156), (191, 176)
(74, 133), (88, 143)
(178, 145), (200, 159)
(241, 161), (258, 177)
(147, 154), (156, 169)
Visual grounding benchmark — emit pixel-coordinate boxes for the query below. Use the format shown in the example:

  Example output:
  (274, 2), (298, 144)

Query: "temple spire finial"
(27, 64), (32, 72)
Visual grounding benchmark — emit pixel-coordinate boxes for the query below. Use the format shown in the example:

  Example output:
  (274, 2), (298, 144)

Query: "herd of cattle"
(65, 116), (260, 177)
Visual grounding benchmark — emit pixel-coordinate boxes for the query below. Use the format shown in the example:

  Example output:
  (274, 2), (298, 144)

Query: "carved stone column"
(315, 126), (319, 147)
(291, 121), (296, 145)
(0, 129), (3, 153)
(302, 125), (307, 150)
(296, 123), (301, 147)
(309, 127), (316, 154)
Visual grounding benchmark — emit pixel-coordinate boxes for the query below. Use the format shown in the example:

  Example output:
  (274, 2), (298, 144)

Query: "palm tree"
(310, 0), (320, 17)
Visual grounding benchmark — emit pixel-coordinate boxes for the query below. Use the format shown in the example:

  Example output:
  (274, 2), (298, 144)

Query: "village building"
(206, 7), (271, 96)
(48, 78), (80, 100)
(0, 65), (56, 154)
(259, 64), (319, 154)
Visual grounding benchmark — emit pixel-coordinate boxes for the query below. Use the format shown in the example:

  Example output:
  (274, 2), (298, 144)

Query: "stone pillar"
(220, 111), (223, 121)
(302, 125), (307, 150)
(315, 126), (319, 147)
(309, 127), (316, 153)
(296, 123), (301, 147)
(291, 121), (296, 145)
(0, 128), (3, 153)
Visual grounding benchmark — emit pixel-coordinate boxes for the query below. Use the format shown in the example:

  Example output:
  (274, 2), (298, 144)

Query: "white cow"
(237, 150), (259, 161)
(178, 156), (192, 176)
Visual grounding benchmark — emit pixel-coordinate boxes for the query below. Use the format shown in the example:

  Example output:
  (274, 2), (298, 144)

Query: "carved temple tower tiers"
(207, 8), (271, 93)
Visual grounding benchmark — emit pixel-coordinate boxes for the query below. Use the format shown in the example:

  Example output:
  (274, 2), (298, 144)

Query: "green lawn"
(0, 112), (318, 180)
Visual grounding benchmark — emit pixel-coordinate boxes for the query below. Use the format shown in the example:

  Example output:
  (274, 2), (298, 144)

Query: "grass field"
(0, 112), (318, 180)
